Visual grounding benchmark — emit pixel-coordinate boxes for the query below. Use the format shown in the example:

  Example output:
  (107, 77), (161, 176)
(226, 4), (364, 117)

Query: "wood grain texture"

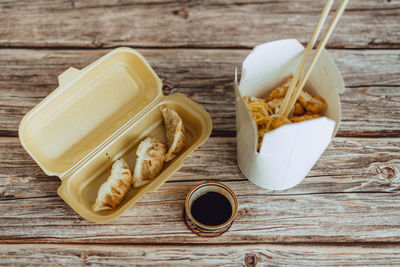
(1, 136), (399, 198)
(1, 188), (400, 244)
(0, 136), (399, 243)
(1, 243), (400, 266)
(1, 1), (399, 263)
(0, 0), (399, 48)
(1, 49), (399, 137)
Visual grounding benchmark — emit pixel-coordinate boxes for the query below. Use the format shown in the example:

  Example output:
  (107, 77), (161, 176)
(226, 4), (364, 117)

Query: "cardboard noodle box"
(235, 39), (344, 190)
(19, 48), (212, 223)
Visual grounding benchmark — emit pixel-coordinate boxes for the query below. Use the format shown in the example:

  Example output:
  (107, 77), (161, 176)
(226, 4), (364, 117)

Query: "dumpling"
(158, 105), (186, 162)
(132, 137), (167, 188)
(92, 159), (132, 212)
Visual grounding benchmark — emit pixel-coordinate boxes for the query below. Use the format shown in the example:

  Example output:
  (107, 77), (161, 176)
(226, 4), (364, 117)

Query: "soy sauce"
(190, 192), (232, 226)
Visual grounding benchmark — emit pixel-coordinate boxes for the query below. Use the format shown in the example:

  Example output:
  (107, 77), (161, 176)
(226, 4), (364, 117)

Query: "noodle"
(244, 76), (327, 152)
(244, 96), (274, 151)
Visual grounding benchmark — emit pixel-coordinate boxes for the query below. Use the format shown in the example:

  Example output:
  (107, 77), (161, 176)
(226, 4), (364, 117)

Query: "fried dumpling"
(158, 105), (186, 162)
(92, 159), (132, 212)
(132, 137), (167, 188)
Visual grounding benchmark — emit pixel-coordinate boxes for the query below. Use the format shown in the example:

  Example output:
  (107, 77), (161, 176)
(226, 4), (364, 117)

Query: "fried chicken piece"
(290, 113), (322, 123)
(304, 96), (327, 114)
(297, 90), (327, 114)
(267, 86), (288, 101)
(293, 101), (305, 116)
(266, 76), (292, 101)
(267, 98), (305, 115)
(271, 116), (291, 129)
(298, 91), (313, 107)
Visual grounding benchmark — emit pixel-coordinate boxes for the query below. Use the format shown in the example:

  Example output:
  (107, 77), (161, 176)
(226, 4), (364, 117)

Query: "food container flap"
(19, 48), (163, 177)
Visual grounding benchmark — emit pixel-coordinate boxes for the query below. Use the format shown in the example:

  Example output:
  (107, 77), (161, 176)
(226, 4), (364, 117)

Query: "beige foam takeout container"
(19, 48), (212, 222)
(235, 39), (344, 190)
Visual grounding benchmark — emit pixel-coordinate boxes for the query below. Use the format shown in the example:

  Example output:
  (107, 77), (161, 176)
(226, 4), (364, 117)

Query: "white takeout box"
(235, 39), (344, 190)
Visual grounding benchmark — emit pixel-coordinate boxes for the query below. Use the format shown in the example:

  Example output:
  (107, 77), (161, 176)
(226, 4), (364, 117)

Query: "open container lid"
(19, 48), (163, 177)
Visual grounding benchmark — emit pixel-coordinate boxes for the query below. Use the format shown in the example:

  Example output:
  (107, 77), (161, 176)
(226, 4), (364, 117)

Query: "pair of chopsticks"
(279, 0), (349, 118)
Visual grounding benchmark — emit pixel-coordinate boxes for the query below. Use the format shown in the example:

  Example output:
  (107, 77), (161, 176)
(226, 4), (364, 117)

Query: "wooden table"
(1, 1), (399, 265)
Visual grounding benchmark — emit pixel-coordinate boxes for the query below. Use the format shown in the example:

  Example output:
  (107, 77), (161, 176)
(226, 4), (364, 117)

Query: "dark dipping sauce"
(190, 192), (232, 226)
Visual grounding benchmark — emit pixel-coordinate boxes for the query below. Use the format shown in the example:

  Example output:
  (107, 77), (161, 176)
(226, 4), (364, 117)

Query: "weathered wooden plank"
(1, 136), (399, 200)
(0, 189), (400, 243)
(1, 49), (399, 137)
(0, 0), (399, 48)
(1, 243), (400, 266)
(0, 135), (399, 243)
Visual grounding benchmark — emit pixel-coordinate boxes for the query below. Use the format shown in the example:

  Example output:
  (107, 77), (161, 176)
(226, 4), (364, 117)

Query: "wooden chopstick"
(279, 0), (334, 117)
(282, 0), (350, 118)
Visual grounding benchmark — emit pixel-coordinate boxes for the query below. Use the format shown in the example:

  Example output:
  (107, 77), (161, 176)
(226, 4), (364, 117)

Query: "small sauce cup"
(185, 181), (238, 233)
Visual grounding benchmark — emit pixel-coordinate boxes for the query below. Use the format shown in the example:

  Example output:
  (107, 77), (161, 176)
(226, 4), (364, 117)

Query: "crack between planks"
(335, 130), (400, 138)
(0, 195), (59, 201)
(238, 191), (398, 198)
(30, 3), (400, 15)
(1, 131), (400, 139)
(2, 0), (399, 12)
(0, 240), (400, 246)
(1, 189), (397, 203)
(0, 45), (251, 50)
(60, 0), (400, 13)
(0, 45), (400, 50)
(347, 85), (400, 88)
